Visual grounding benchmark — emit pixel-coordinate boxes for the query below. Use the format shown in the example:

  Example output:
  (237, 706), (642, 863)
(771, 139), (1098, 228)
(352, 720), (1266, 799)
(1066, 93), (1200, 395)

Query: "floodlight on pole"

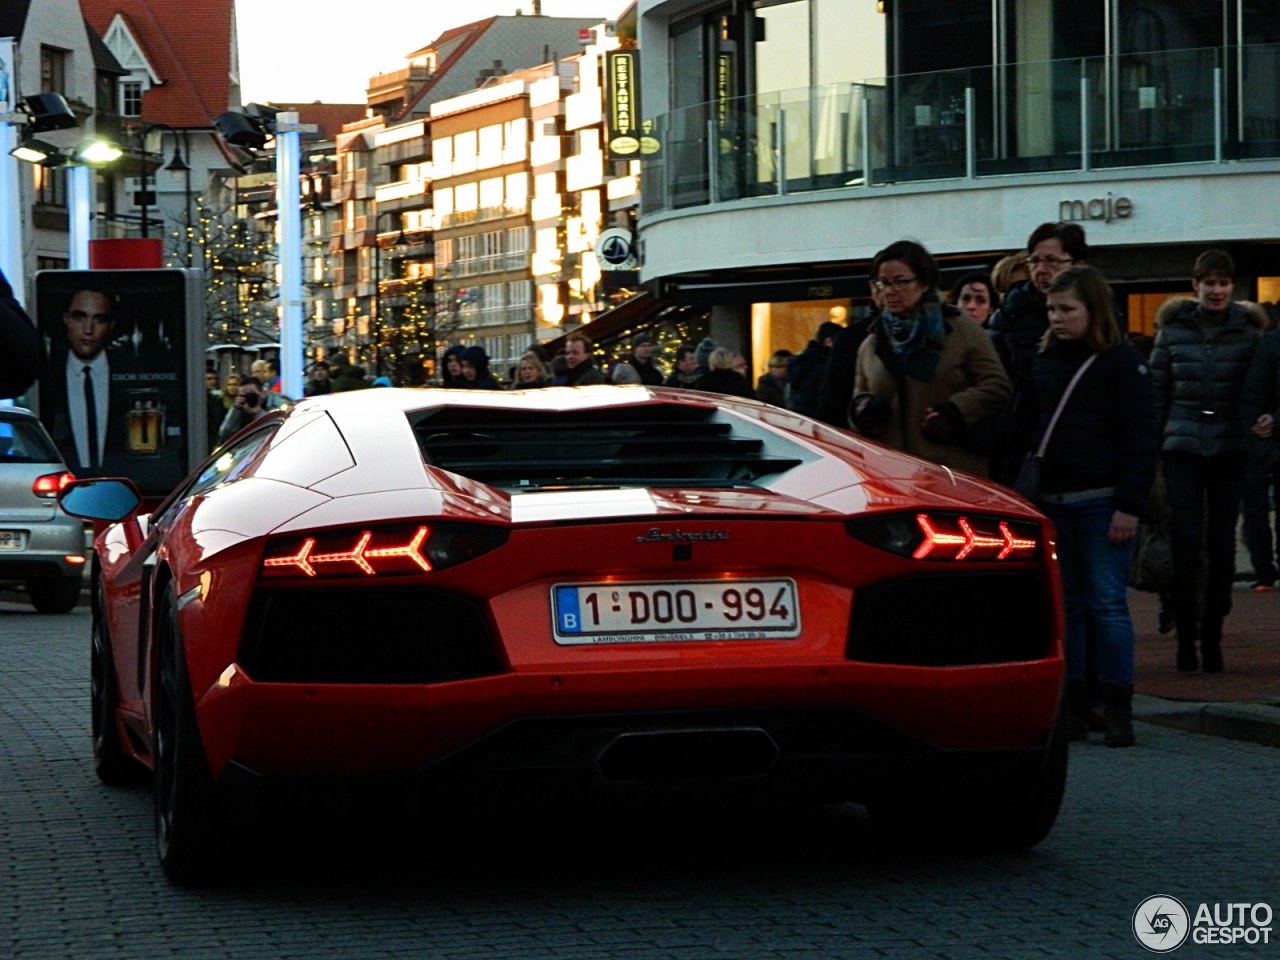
(275, 111), (304, 400)
(0, 70), (79, 311)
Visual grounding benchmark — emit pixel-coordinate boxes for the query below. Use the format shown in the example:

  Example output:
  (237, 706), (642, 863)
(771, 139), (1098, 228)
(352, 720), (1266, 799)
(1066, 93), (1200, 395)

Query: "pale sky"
(235, 0), (627, 105)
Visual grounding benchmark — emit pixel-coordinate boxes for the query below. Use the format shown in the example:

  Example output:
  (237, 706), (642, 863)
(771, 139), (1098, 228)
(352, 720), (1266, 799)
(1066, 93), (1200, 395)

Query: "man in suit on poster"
(42, 288), (130, 472)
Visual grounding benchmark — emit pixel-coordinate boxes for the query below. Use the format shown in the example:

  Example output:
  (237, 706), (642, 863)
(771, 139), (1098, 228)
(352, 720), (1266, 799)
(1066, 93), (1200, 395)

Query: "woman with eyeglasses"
(848, 240), (1011, 476)
(985, 222), (1090, 483)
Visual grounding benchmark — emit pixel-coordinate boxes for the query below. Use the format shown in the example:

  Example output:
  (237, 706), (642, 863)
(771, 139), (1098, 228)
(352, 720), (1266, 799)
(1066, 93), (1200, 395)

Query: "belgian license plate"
(552, 578), (800, 645)
(0, 530), (27, 551)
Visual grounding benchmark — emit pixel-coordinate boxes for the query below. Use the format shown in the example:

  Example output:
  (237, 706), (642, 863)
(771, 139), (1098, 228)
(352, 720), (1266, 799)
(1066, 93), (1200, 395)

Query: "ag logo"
(1133, 895), (1190, 953)
(594, 227), (638, 270)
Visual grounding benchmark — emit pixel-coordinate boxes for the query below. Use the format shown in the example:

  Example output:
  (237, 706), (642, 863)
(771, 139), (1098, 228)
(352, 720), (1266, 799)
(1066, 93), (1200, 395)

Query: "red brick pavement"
(1130, 586), (1280, 704)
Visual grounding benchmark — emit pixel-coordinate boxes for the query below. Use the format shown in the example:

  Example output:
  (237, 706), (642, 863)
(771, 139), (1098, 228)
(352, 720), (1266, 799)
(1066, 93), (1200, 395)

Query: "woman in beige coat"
(849, 240), (1012, 476)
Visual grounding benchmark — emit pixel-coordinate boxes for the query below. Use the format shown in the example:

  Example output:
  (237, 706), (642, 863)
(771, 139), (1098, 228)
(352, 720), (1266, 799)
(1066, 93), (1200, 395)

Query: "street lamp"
(141, 124), (193, 266)
(1, 84), (80, 305)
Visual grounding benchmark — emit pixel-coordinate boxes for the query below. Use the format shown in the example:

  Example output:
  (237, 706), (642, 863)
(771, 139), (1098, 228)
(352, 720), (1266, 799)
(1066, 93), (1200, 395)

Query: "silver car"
(0, 406), (87, 613)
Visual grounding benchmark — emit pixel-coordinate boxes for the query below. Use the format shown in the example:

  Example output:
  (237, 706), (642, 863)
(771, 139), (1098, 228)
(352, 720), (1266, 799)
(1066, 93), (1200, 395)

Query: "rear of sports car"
(182, 393), (1065, 852)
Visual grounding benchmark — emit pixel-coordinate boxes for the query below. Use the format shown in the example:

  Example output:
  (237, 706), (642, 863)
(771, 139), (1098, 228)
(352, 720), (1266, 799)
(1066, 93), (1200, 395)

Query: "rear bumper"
(0, 518), (87, 581)
(214, 703), (1059, 815)
(196, 659), (1064, 791)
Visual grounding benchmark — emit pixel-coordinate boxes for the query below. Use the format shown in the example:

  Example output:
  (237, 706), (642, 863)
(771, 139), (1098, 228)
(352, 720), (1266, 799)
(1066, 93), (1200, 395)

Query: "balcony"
(434, 205), (529, 230)
(641, 42), (1280, 215)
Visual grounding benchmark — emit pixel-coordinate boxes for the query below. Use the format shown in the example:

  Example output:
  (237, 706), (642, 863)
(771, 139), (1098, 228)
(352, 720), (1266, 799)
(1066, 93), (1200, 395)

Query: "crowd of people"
(191, 225), (1280, 753)
(818, 226), (1278, 751)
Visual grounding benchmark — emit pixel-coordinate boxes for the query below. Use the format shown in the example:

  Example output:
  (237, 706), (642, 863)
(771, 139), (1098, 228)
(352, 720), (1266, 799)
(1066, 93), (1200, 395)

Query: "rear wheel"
(29, 576), (82, 614)
(869, 703), (1069, 853)
(153, 586), (222, 884)
(90, 583), (140, 785)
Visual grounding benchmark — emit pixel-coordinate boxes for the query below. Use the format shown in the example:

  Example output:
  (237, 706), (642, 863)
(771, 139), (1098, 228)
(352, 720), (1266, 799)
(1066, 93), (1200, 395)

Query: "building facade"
(635, 0), (1280, 375)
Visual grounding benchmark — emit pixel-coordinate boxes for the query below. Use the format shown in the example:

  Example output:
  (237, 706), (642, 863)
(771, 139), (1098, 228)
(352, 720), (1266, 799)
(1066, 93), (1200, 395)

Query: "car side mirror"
(58, 478), (143, 523)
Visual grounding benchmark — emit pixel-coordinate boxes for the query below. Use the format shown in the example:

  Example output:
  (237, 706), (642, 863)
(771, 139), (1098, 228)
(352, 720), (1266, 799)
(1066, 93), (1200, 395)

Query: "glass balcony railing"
(641, 43), (1280, 215)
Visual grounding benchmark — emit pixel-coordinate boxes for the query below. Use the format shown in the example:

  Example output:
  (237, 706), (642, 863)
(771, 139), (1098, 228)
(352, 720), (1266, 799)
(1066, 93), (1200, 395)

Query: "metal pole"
(964, 86), (976, 180)
(0, 121), (23, 306)
(275, 111), (304, 400)
(178, 130), (193, 266)
(372, 212), (381, 376)
(861, 97), (872, 187)
(1080, 72), (1091, 173)
(67, 165), (91, 269)
(139, 128), (149, 238)
(776, 108), (787, 195)
(1213, 65), (1223, 163)
(706, 117), (719, 203)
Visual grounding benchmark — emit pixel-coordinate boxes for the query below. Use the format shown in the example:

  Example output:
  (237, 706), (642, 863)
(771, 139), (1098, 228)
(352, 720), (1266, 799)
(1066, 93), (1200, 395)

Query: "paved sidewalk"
(1130, 585), (1280, 747)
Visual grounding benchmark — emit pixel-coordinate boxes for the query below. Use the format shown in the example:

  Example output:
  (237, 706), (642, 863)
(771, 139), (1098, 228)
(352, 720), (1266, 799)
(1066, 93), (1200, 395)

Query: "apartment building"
(431, 71), (542, 376)
(327, 14), (607, 382)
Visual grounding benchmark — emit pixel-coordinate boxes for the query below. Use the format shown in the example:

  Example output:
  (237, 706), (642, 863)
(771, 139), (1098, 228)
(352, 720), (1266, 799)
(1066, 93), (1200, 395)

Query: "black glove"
(850, 394), (890, 437)
(920, 401), (965, 443)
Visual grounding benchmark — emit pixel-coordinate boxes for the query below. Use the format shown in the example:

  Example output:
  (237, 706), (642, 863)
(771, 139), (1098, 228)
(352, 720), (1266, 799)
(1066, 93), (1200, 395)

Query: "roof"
(270, 102), (367, 142)
(80, 0), (237, 127)
(0, 1), (32, 41)
(85, 18), (129, 75)
(399, 15), (604, 120)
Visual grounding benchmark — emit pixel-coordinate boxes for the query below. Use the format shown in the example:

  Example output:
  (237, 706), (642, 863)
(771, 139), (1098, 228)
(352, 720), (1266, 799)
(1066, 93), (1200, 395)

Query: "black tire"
(869, 703), (1069, 853)
(90, 583), (142, 786)
(153, 586), (222, 884)
(29, 576), (82, 614)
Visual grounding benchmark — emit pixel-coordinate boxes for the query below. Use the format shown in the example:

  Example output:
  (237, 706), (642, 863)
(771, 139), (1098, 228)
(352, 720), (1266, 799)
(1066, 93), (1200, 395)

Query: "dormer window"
(121, 80), (143, 117)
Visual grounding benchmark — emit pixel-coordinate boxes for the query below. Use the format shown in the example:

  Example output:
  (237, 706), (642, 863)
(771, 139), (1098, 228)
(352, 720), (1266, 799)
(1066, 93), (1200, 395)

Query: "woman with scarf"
(848, 240), (1011, 476)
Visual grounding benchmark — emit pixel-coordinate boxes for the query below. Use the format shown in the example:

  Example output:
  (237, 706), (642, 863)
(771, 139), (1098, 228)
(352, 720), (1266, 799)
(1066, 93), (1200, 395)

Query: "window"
(478, 124), (504, 168)
(453, 130), (478, 175)
(505, 173), (528, 211)
(34, 165), (66, 208)
(479, 177), (504, 211)
(455, 181), (478, 212)
(120, 81), (143, 117)
(40, 46), (68, 93)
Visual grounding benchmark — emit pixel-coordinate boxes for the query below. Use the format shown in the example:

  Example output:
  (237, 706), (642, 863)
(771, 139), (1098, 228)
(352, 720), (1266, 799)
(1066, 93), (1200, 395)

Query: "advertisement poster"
(35, 269), (205, 498)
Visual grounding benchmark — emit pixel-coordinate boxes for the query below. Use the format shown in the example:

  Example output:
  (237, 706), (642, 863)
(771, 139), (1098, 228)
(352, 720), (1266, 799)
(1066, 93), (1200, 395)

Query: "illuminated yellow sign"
(607, 51), (660, 159)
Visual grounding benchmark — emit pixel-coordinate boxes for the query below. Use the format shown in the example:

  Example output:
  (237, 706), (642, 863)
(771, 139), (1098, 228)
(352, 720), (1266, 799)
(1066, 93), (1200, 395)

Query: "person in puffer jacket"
(1150, 249), (1266, 674)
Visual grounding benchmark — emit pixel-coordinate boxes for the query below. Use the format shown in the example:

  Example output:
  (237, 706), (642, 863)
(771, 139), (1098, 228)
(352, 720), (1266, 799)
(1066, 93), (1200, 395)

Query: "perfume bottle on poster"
(125, 388), (166, 455)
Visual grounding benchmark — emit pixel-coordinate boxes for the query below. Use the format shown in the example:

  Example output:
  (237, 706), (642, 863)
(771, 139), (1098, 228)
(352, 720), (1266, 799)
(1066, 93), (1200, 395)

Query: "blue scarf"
(880, 299), (945, 382)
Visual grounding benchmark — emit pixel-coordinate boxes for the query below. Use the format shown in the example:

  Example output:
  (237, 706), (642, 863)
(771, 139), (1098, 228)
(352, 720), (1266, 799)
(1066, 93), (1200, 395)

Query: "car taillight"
(846, 512), (1040, 562)
(260, 522), (507, 579)
(34, 471), (76, 499)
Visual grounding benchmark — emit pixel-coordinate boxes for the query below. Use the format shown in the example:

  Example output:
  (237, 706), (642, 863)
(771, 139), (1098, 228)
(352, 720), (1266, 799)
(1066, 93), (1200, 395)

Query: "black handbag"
(1015, 354), (1097, 502)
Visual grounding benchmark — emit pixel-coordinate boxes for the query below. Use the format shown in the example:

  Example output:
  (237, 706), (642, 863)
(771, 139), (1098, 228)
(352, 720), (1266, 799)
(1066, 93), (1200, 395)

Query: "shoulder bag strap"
(1035, 353), (1098, 458)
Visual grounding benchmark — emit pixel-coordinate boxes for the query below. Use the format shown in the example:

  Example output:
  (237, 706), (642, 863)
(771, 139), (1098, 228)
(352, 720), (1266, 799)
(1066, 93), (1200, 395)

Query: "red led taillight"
(913, 514), (1037, 561)
(263, 526), (431, 577)
(260, 522), (508, 580)
(846, 511), (1040, 562)
(34, 471), (76, 498)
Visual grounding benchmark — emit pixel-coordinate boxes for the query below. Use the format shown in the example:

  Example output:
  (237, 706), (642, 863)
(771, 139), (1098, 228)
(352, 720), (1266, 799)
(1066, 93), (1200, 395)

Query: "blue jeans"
(1042, 496), (1137, 686)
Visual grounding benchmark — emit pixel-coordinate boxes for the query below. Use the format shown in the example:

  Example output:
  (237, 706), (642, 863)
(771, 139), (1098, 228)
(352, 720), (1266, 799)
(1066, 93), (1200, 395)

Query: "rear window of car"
(409, 402), (808, 490)
(0, 416), (61, 464)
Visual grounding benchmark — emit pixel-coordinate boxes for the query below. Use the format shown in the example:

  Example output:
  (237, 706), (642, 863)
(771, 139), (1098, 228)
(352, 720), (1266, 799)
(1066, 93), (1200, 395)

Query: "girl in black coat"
(1026, 266), (1158, 746)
